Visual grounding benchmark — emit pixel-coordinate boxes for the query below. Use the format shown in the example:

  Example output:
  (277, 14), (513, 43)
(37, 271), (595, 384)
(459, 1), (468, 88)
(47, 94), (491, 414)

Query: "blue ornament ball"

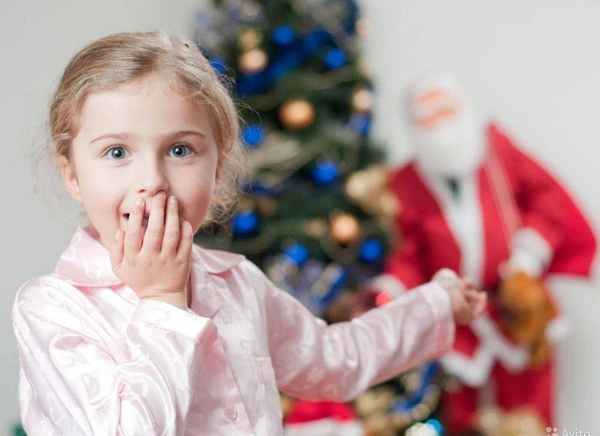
(209, 57), (227, 75)
(232, 211), (259, 236)
(312, 161), (340, 185)
(348, 113), (372, 137)
(324, 48), (346, 70)
(425, 419), (444, 435)
(242, 124), (265, 147)
(359, 239), (384, 264)
(302, 30), (331, 56)
(284, 243), (309, 266)
(272, 25), (295, 46)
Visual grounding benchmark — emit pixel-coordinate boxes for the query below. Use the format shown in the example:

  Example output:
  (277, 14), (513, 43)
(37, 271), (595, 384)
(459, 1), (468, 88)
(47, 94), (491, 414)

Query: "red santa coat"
(383, 123), (596, 386)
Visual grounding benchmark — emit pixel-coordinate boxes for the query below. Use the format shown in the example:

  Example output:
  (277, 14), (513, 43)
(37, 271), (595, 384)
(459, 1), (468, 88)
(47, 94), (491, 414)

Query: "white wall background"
(1, 0), (599, 434)
(362, 1), (600, 434)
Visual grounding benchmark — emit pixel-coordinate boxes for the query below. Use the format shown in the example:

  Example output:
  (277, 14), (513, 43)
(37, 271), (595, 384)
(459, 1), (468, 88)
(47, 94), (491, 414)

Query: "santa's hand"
(433, 268), (487, 325)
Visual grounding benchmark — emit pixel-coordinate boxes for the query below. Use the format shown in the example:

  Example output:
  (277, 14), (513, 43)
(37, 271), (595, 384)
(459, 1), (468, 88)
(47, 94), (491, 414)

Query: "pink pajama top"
(13, 226), (455, 435)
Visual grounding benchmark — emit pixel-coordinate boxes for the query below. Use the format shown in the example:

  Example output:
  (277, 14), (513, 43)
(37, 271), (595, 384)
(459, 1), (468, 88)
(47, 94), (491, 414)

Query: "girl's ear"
(58, 155), (82, 203)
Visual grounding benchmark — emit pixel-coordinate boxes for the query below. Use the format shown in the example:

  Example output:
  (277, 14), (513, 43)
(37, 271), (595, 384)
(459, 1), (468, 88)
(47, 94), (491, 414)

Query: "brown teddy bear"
(498, 271), (558, 369)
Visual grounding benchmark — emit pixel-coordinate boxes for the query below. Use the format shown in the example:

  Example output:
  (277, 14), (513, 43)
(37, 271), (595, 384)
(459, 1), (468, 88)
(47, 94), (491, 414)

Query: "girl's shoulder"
(192, 245), (274, 294)
(193, 244), (272, 282)
(192, 244), (247, 275)
(13, 273), (93, 310)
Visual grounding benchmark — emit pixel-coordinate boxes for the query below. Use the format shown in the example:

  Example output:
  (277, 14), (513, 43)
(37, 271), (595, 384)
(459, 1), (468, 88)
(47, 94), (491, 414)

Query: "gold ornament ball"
(345, 171), (369, 200)
(355, 391), (378, 417)
(352, 87), (375, 113)
(255, 196), (277, 218)
(359, 60), (372, 77)
(238, 48), (268, 74)
(279, 99), (316, 131)
(345, 166), (387, 201)
(356, 18), (372, 36)
(373, 388), (395, 410)
(379, 192), (401, 218)
(237, 197), (256, 213)
(330, 213), (360, 245)
(239, 28), (263, 50)
(364, 415), (393, 436)
(280, 395), (295, 419)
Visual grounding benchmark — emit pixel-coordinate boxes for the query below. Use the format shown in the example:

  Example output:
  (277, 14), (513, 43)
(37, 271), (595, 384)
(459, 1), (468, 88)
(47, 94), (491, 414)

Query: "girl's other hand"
(433, 268), (487, 325)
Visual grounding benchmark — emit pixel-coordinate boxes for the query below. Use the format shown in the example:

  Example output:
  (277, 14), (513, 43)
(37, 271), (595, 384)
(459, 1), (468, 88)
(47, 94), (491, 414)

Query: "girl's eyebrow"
(90, 133), (130, 144)
(90, 130), (207, 145)
(164, 130), (207, 141)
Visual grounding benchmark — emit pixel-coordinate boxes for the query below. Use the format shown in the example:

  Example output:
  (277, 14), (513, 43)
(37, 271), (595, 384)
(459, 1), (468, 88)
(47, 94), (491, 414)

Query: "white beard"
(410, 111), (487, 178)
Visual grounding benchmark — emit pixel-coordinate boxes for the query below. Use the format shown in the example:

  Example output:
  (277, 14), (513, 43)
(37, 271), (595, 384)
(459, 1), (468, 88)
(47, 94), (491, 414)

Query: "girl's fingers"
(464, 289), (478, 300)
(125, 198), (145, 254)
(460, 278), (476, 293)
(109, 228), (125, 270)
(470, 292), (488, 317)
(176, 220), (194, 259)
(466, 288), (485, 300)
(142, 192), (166, 254)
(162, 196), (180, 254)
(474, 295), (487, 317)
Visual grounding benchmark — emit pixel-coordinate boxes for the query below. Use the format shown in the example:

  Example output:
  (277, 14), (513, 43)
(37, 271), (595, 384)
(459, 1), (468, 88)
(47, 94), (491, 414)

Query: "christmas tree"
(194, 0), (398, 317)
(191, 1), (444, 434)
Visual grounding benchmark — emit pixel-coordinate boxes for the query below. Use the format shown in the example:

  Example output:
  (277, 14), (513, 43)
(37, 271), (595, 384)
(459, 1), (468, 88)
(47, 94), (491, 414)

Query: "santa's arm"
(495, 129), (567, 277)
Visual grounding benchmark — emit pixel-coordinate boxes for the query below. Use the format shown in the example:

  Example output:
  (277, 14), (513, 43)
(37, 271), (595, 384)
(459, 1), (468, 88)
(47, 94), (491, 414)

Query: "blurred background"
(1, 0), (600, 435)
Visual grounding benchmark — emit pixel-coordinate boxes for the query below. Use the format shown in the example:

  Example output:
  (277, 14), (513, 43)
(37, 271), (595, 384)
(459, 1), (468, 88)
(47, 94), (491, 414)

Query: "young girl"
(13, 31), (486, 435)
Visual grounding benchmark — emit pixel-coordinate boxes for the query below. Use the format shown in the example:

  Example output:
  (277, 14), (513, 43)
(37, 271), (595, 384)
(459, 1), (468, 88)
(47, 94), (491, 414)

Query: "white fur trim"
(471, 315), (530, 371)
(363, 274), (406, 298)
(284, 419), (363, 436)
(441, 315), (530, 386)
(441, 347), (495, 387)
(546, 316), (570, 343)
(506, 228), (553, 278)
(416, 167), (485, 287)
(485, 145), (521, 241)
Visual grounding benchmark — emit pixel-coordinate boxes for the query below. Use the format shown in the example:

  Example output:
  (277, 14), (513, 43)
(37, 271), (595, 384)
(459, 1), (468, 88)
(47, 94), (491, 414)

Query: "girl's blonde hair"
(43, 30), (244, 225)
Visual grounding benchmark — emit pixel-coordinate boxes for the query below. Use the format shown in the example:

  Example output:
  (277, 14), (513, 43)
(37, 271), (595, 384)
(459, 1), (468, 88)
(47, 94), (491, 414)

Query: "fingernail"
(136, 198), (143, 206)
(169, 195), (176, 204)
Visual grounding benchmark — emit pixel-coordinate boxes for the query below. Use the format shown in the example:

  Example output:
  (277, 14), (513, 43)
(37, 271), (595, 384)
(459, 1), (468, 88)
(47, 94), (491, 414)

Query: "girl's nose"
(136, 161), (170, 198)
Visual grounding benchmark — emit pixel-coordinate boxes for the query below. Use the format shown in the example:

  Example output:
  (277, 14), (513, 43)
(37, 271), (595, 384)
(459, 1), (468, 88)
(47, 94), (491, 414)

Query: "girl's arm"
(13, 276), (217, 436)
(253, 264), (456, 402)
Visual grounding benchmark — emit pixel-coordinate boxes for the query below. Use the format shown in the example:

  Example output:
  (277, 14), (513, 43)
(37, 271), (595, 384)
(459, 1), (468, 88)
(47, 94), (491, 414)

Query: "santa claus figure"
(368, 72), (597, 433)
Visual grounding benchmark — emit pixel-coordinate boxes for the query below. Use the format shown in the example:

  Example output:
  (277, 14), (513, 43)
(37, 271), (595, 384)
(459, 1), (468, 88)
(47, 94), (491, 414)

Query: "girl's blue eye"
(170, 144), (192, 158)
(108, 147), (127, 160)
